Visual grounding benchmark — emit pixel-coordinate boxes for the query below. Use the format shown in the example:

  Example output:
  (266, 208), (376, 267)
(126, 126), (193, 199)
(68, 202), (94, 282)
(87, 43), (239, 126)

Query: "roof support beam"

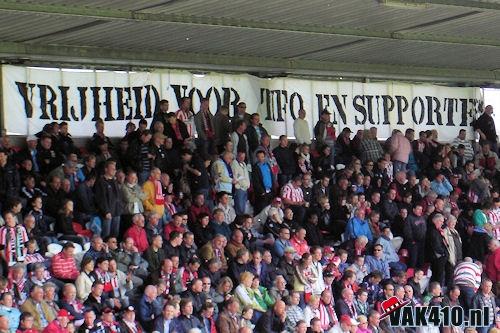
(0, 41), (498, 84)
(381, 0), (500, 10)
(0, 0), (498, 47)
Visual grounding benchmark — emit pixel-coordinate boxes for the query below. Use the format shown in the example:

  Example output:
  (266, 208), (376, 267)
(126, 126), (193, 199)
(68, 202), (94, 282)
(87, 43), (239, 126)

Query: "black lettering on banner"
(15, 82), (35, 118)
(445, 98), (456, 126)
(331, 95), (347, 125)
(58, 86), (71, 121)
(221, 87), (240, 116)
(426, 96), (442, 126)
(76, 87), (88, 121)
(365, 95), (376, 125)
(468, 98), (480, 126)
(103, 87), (114, 121)
(272, 90), (287, 122)
(353, 95), (366, 125)
(412, 97), (425, 124)
(170, 84), (189, 110)
(115, 88), (126, 120)
(132, 86), (143, 119)
(39, 85), (57, 120)
(261, 88), (272, 120)
(382, 95), (394, 125)
(90, 87), (102, 121)
(145, 85), (160, 118)
(459, 98), (469, 126)
(192, 87), (222, 113)
(289, 92), (303, 120)
(395, 96), (408, 125)
(315, 94), (330, 119)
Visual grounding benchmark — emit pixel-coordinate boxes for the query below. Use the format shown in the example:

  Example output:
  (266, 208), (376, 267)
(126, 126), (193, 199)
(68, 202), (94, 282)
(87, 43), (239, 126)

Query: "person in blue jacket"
(344, 208), (373, 242)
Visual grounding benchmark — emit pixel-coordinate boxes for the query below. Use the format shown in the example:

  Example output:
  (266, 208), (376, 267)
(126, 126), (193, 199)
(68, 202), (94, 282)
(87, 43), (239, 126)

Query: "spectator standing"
(293, 109), (312, 145)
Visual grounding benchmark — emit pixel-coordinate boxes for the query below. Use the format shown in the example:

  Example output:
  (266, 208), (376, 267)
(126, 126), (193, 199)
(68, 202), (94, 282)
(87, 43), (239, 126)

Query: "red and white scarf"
(319, 301), (338, 330)
(151, 178), (164, 205)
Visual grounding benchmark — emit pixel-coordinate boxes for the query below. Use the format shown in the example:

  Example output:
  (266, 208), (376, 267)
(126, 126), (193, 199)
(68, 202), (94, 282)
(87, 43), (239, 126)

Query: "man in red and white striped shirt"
(51, 242), (79, 282)
(281, 176), (308, 224)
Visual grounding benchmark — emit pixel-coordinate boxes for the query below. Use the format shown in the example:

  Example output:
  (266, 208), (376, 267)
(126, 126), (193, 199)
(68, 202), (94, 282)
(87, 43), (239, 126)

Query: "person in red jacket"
(124, 214), (149, 253)
(42, 309), (72, 333)
(163, 213), (186, 241)
(484, 239), (500, 284)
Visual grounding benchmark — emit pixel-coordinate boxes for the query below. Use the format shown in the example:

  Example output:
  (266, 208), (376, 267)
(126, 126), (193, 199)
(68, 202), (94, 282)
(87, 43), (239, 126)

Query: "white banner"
(2, 65), (483, 141)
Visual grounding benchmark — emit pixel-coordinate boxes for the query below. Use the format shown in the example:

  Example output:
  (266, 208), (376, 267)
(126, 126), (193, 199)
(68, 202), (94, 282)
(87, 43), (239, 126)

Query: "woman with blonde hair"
(234, 271), (266, 319)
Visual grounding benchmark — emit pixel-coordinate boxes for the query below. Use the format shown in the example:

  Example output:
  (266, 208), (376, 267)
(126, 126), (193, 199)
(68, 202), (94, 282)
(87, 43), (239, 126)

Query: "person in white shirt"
(294, 109), (312, 145)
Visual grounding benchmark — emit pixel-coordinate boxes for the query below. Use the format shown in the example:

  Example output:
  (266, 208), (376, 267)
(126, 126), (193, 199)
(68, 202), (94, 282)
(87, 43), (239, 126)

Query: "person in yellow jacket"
(142, 167), (165, 218)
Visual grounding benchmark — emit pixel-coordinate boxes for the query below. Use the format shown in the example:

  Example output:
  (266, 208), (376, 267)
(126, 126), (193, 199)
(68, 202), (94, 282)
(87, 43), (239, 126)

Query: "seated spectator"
(290, 227), (309, 257)
(20, 285), (56, 331)
(51, 242), (79, 282)
(344, 208), (373, 243)
(173, 298), (203, 333)
(364, 244), (390, 279)
(164, 213), (186, 241)
(143, 235), (167, 280)
(215, 192), (237, 225)
(225, 229), (247, 260)
(123, 213), (149, 254)
(0, 292), (20, 332)
(119, 305), (144, 333)
(376, 226), (406, 272)
(192, 213), (214, 248)
(430, 172), (453, 197)
(210, 209), (232, 241)
(75, 257), (95, 301)
(59, 283), (84, 327)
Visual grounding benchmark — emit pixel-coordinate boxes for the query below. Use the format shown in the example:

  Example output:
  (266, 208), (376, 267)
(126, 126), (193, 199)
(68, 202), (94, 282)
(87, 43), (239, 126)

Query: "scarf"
(438, 226), (449, 248)
(223, 159), (233, 178)
(202, 111), (214, 138)
(94, 269), (113, 293)
(1, 225), (27, 265)
(150, 178), (164, 205)
(319, 301), (338, 329)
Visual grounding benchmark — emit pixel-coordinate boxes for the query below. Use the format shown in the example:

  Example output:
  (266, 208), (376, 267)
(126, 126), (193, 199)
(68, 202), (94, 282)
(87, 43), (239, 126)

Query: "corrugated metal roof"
(0, 0), (499, 81)
(300, 38), (500, 70)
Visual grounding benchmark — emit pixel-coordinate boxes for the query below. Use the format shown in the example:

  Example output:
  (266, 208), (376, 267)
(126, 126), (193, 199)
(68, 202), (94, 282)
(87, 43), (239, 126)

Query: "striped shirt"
(453, 261), (482, 291)
(281, 183), (304, 204)
(176, 109), (195, 136)
(487, 207), (500, 240)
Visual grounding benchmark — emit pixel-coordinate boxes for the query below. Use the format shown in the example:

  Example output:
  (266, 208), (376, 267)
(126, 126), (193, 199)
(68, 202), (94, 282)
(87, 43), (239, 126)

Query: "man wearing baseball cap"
(119, 306), (144, 333)
(42, 309), (72, 333)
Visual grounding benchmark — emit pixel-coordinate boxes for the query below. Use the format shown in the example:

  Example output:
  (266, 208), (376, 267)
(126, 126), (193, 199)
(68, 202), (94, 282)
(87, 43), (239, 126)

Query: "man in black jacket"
(273, 135), (296, 187)
(37, 134), (63, 178)
(403, 204), (427, 269)
(245, 113), (269, 158)
(256, 300), (286, 333)
(94, 159), (123, 238)
(428, 213), (450, 285)
(0, 149), (20, 209)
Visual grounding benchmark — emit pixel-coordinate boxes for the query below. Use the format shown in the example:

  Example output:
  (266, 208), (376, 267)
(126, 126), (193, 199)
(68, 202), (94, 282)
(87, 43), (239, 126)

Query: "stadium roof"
(0, 0), (499, 84)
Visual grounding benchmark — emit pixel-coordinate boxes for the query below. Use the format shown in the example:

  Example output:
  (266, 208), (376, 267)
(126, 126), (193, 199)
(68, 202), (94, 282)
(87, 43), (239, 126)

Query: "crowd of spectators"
(0, 99), (497, 333)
